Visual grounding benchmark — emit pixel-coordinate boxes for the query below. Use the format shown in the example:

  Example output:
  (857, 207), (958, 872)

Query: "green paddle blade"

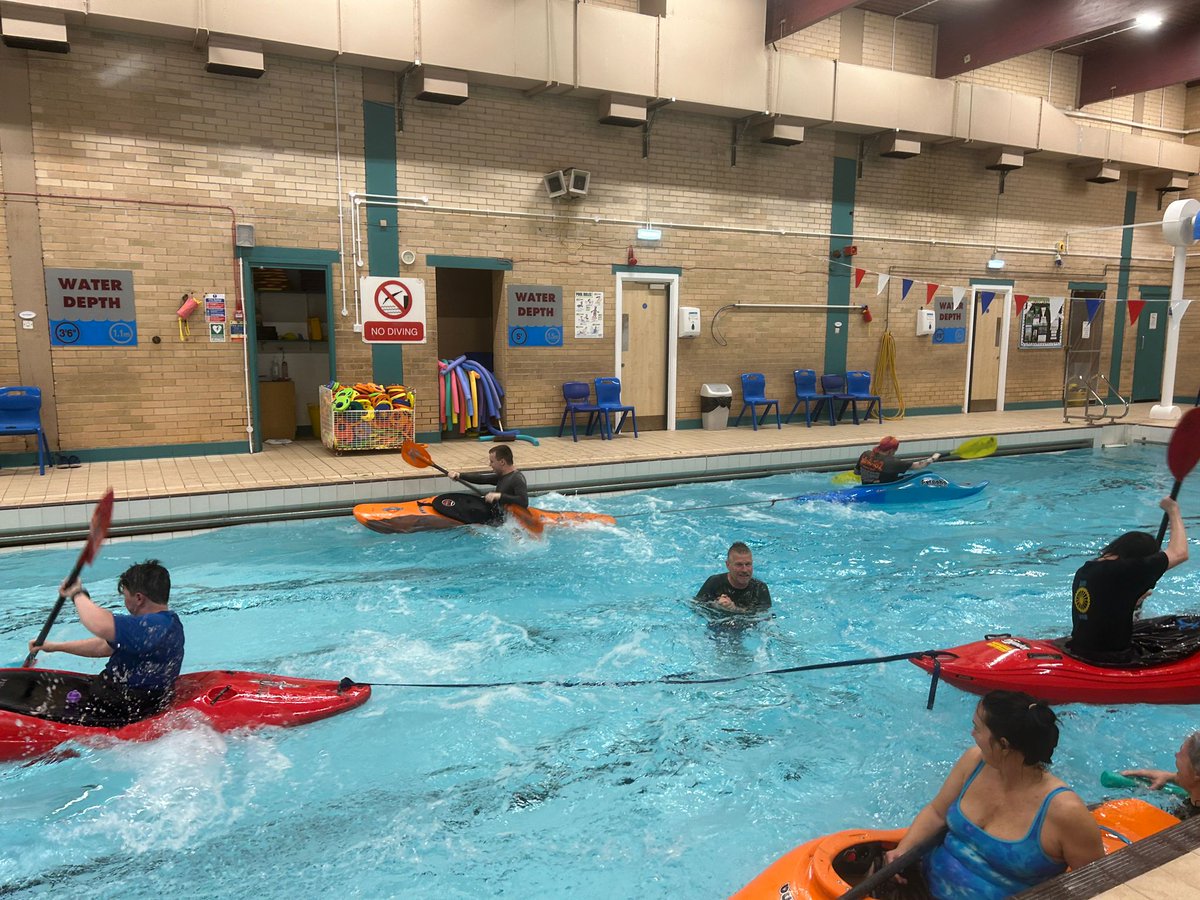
(954, 435), (998, 459)
(1100, 770), (1190, 798)
(832, 471), (862, 486)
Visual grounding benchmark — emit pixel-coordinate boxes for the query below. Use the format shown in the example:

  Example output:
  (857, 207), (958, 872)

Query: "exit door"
(621, 282), (669, 431)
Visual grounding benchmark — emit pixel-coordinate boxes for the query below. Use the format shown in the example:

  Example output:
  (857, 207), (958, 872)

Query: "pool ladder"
(1062, 373), (1130, 424)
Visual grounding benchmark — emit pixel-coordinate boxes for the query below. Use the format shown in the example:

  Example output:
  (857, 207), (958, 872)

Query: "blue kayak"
(795, 471), (988, 505)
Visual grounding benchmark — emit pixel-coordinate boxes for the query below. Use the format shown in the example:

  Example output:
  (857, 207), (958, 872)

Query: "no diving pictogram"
(374, 280), (413, 319)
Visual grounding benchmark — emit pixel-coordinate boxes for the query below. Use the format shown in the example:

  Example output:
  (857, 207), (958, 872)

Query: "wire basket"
(319, 385), (415, 451)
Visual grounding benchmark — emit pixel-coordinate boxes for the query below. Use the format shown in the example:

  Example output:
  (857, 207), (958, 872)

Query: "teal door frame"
(237, 246), (340, 451)
(1132, 285), (1169, 402)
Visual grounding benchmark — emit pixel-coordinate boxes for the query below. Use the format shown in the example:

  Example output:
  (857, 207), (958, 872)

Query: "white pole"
(1152, 199), (1199, 420)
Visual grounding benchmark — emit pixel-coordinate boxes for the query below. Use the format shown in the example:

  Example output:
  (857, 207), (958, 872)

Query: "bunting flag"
(1127, 299), (1146, 324)
(1085, 298), (1102, 323)
(901, 278), (914, 301)
(979, 290), (996, 314)
(1014, 294), (1029, 318)
(925, 283), (939, 305)
(1171, 300), (1192, 320)
(854, 268), (866, 288)
(876, 274), (890, 295)
(952, 287), (966, 310)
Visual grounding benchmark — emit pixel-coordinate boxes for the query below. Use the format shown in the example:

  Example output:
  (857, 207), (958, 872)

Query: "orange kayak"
(732, 798), (1178, 900)
(353, 497), (615, 534)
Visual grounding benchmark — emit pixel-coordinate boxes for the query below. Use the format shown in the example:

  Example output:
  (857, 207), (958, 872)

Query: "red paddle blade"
(1167, 408), (1200, 482)
(80, 489), (115, 566)
(400, 440), (434, 469)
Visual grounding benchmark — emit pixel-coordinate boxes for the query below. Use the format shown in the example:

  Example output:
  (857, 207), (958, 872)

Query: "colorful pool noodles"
(437, 358), (539, 445)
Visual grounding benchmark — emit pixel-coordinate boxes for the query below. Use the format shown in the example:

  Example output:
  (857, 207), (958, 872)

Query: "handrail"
(1063, 373), (1130, 423)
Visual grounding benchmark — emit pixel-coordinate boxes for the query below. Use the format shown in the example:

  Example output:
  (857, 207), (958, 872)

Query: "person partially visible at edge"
(854, 435), (941, 485)
(886, 690), (1104, 900)
(28, 560), (184, 727)
(693, 542), (771, 614)
(449, 444), (530, 515)
(1068, 497), (1188, 663)
(1121, 731), (1200, 821)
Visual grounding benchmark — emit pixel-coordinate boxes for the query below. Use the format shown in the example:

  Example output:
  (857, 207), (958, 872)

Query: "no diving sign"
(359, 276), (426, 343)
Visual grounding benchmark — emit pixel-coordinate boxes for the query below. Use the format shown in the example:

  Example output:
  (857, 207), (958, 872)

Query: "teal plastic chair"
(0, 386), (52, 475)
(735, 373), (781, 430)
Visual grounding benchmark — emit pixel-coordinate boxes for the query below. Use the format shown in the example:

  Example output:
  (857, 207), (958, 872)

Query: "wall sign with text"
(507, 284), (562, 347)
(45, 267), (137, 347)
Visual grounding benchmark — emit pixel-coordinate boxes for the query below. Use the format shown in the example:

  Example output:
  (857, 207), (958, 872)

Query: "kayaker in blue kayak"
(694, 542), (771, 614)
(27, 559), (184, 726)
(855, 435), (941, 484)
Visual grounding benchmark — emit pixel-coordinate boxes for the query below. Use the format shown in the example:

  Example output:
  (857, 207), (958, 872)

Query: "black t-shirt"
(855, 451), (912, 485)
(1070, 553), (1169, 658)
(694, 574), (771, 613)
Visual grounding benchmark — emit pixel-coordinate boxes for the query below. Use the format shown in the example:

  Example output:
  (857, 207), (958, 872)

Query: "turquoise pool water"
(1, 444), (1198, 898)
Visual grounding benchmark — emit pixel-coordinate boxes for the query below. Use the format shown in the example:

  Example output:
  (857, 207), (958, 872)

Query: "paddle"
(1100, 770), (1189, 799)
(832, 435), (998, 485)
(1155, 408), (1200, 547)
(400, 440), (544, 535)
(23, 488), (116, 668)
(838, 826), (948, 900)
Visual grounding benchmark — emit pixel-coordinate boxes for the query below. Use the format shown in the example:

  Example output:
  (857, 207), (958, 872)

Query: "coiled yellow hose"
(873, 330), (905, 420)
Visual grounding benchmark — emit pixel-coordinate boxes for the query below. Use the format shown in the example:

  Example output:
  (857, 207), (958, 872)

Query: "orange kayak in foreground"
(353, 497), (616, 534)
(732, 798), (1178, 900)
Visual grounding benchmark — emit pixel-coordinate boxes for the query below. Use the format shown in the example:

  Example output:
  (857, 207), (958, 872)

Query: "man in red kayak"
(694, 542), (771, 614)
(447, 445), (529, 524)
(1069, 497), (1189, 664)
(28, 559), (185, 726)
(855, 435), (941, 484)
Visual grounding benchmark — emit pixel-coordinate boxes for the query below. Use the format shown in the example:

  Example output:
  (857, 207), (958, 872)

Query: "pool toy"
(795, 472), (987, 505)
(438, 357), (538, 443)
(1100, 770), (1191, 799)
(353, 498), (614, 534)
(733, 798), (1177, 900)
(0, 668), (370, 762)
(911, 615), (1200, 705)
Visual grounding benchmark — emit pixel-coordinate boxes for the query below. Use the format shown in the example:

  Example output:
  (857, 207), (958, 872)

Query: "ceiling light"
(987, 252), (1006, 270)
(637, 226), (662, 241)
(1135, 12), (1164, 30)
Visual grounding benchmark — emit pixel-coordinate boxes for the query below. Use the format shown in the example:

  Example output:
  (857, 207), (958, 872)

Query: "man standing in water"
(694, 542), (771, 614)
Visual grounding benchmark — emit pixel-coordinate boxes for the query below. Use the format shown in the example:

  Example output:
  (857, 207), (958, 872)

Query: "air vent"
(754, 122), (805, 146)
(1, 9), (68, 53)
(1085, 165), (1120, 184)
(879, 136), (920, 159)
(1157, 173), (1189, 192)
(206, 42), (264, 78)
(598, 95), (646, 127)
(985, 151), (1024, 172)
(415, 74), (468, 105)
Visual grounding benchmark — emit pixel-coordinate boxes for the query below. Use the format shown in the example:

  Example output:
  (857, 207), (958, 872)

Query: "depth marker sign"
(359, 277), (427, 343)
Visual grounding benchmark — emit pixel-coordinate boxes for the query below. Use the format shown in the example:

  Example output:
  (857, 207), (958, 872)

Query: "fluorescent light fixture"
(1135, 12), (1164, 29)
(986, 252), (1006, 270)
(637, 227), (662, 241)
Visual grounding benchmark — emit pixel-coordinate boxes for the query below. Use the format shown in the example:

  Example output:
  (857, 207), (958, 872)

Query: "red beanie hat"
(876, 436), (900, 452)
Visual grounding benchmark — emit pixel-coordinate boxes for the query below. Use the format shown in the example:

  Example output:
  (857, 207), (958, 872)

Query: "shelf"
(258, 340), (328, 352)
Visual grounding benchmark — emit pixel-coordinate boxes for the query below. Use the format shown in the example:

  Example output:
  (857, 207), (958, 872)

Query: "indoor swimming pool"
(1, 444), (1197, 898)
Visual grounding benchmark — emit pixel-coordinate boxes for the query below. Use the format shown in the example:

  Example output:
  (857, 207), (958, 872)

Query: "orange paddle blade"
(80, 489), (115, 566)
(1167, 408), (1200, 482)
(507, 504), (545, 536)
(400, 440), (434, 469)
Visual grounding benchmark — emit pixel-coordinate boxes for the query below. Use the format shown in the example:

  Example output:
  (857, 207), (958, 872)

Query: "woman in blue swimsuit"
(887, 690), (1104, 900)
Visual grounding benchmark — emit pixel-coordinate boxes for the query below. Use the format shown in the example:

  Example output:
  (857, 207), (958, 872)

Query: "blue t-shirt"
(103, 610), (185, 692)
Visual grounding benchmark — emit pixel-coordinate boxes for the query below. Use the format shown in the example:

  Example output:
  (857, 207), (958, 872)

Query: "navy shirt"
(103, 610), (185, 692)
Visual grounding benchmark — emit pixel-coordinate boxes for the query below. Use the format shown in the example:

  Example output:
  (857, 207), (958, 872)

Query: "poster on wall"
(44, 267), (137, 347)
(574, 291), (604, 338)
(933, 297), (966, 344)
(507, 284), (563, 347)
(1019, 296), (1065, 349)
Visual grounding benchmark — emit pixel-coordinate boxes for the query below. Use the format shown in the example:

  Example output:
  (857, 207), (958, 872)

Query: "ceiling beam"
(935, 0), (1147, 79)
(764, 0), (859, 43)
(1078, 25), (1200, 105)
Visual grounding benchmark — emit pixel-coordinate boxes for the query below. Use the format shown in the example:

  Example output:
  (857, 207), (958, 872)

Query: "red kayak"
(0, 668), (370, 761)
(913, 623), (1200, 704)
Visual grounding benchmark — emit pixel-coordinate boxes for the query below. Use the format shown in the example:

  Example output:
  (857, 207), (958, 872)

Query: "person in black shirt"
(1120, 731), (1200, 820)
(448, 445), (529, 523)
(694, 542), (771, 614)
(1069, 497), (1188, 663)
(855, 435), (940, 485)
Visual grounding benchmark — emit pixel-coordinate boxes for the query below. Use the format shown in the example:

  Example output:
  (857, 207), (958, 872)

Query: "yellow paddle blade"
(831, 470), (862, 486)
(954, 435), (998, 459)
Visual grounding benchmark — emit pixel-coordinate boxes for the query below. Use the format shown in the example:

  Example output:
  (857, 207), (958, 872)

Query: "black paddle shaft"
(1154, 479), (1183, 548)
(23, 555), (88, 667)
(421, 456), (488, 497)
(838, 827), (947, 900)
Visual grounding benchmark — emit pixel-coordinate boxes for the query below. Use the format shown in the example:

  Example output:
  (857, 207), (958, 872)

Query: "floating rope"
(346, 649), (951, 709)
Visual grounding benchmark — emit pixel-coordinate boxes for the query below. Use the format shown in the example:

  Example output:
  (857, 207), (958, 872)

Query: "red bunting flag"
(854, 268), (866, 288)
(1014, 294), (1029, 318)
(925, 283), (939, 305)
(1127, 299), (1146, 324)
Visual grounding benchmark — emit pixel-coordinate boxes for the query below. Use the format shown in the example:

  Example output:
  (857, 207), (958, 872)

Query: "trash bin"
(700, 383), (732, 430)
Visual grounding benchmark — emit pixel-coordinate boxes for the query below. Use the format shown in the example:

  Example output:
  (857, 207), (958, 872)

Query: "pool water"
(1, 444), (1198, 898)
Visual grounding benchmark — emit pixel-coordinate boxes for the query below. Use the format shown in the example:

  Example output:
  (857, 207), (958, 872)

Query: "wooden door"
(969, 295), (1002, 411)
(621, 282), (668, 430)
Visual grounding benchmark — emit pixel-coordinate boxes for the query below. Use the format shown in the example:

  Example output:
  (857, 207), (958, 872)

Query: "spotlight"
(987, 252), (1006, 270)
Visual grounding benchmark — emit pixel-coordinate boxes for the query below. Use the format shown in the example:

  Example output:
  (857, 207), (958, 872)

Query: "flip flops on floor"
(54, 453), (81, 469)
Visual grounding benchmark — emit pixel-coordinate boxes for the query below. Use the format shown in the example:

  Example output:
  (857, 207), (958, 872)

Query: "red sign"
(364, 321), (425, 342)
(374, 280), (413, 319)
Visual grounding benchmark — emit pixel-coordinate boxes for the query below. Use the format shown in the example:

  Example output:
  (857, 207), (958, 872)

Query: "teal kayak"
(795, 470), (988, 505)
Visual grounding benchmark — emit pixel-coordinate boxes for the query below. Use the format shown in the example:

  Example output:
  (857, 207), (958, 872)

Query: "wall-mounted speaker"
(566, 169), (590, 197)
(543, 170), (567, 199)
(235, 224), (256, 248)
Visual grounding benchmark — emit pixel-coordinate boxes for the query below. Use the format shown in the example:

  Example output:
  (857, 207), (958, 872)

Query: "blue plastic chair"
(845, 370), (883, 424)
(786, 369), (824, 427)
(0, 386), (52, 475)
(557, 381), (605, 441)
(820, 374), (859, 425)
(594, 377), (638, 439)
(734, 373), (781, 430)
